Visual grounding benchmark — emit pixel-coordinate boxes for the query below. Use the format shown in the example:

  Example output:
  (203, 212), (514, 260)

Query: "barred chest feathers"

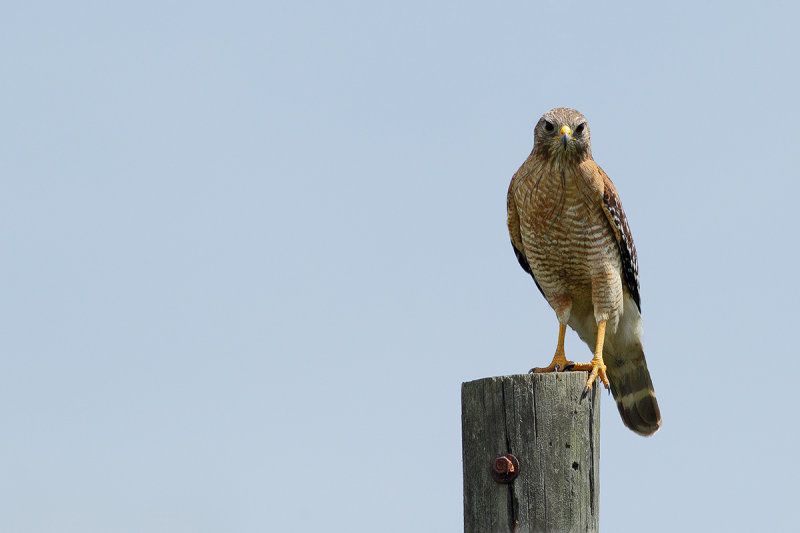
(514, 161), (625, 327)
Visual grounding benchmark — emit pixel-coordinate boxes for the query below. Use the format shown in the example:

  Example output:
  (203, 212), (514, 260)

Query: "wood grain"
(462, 372), (600, 532)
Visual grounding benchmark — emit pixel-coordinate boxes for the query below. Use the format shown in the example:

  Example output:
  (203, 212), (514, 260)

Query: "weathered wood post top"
(461, 372), (600, 533)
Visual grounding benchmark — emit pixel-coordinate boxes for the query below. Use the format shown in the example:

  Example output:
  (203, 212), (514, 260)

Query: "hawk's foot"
(570, 356), (610, 392)
(529, 353), (575, 374)
(530, 322), (573, 374)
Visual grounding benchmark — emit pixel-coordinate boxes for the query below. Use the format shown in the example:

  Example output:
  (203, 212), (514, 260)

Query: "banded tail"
(606, 348), (661, 436)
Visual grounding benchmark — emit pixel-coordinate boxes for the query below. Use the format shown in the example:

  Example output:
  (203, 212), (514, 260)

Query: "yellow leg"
(570, 320), (610, 391)
(530, 323), (575, 373)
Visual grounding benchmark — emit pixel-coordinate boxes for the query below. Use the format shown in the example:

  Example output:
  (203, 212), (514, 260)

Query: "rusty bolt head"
(491, 453), (520, 483)
(494, 456), (513, 474)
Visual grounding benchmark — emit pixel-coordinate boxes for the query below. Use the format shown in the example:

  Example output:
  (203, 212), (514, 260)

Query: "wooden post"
(461, 372), (600, 533)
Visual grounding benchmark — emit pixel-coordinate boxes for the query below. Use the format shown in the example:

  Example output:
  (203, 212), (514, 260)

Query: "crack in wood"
(500, 379), (519, 532)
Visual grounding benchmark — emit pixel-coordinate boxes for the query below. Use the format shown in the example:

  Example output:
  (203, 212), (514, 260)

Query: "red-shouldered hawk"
(507, 107), (661, 436)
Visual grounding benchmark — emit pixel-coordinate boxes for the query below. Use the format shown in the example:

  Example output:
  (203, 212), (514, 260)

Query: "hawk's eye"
(543, 121), (555, 133)
(575, 123), (585, 135)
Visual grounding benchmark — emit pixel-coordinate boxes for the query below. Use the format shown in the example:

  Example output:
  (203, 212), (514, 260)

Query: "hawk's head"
(533, 107), (591, 161)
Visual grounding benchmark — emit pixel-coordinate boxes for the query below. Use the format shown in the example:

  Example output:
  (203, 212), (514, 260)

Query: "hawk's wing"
(507, 171), (545, 298)
(598, 168), (641, 311)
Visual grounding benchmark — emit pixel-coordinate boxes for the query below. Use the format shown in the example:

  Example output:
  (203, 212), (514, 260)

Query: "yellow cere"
(560, 125), (572, 136)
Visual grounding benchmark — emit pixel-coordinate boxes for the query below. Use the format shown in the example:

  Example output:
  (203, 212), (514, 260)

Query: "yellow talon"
(531, 353), (575, 373)
(571, 355), (609, 390)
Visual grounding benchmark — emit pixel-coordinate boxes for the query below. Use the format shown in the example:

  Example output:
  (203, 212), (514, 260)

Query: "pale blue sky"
(2, 1), (799, 531)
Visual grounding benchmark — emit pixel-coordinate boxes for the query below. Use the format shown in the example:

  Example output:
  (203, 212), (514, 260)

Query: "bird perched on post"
(507, 107), (661, 436)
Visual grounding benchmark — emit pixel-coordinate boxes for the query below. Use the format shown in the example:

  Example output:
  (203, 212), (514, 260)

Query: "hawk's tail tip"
(617, 393), (661, 436)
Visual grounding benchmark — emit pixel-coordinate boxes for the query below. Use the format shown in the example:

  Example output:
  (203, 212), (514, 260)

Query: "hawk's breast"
(513, 163), (623, 316)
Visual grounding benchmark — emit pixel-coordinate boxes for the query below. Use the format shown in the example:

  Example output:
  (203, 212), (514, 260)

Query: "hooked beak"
(559, 125), (572, 149)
